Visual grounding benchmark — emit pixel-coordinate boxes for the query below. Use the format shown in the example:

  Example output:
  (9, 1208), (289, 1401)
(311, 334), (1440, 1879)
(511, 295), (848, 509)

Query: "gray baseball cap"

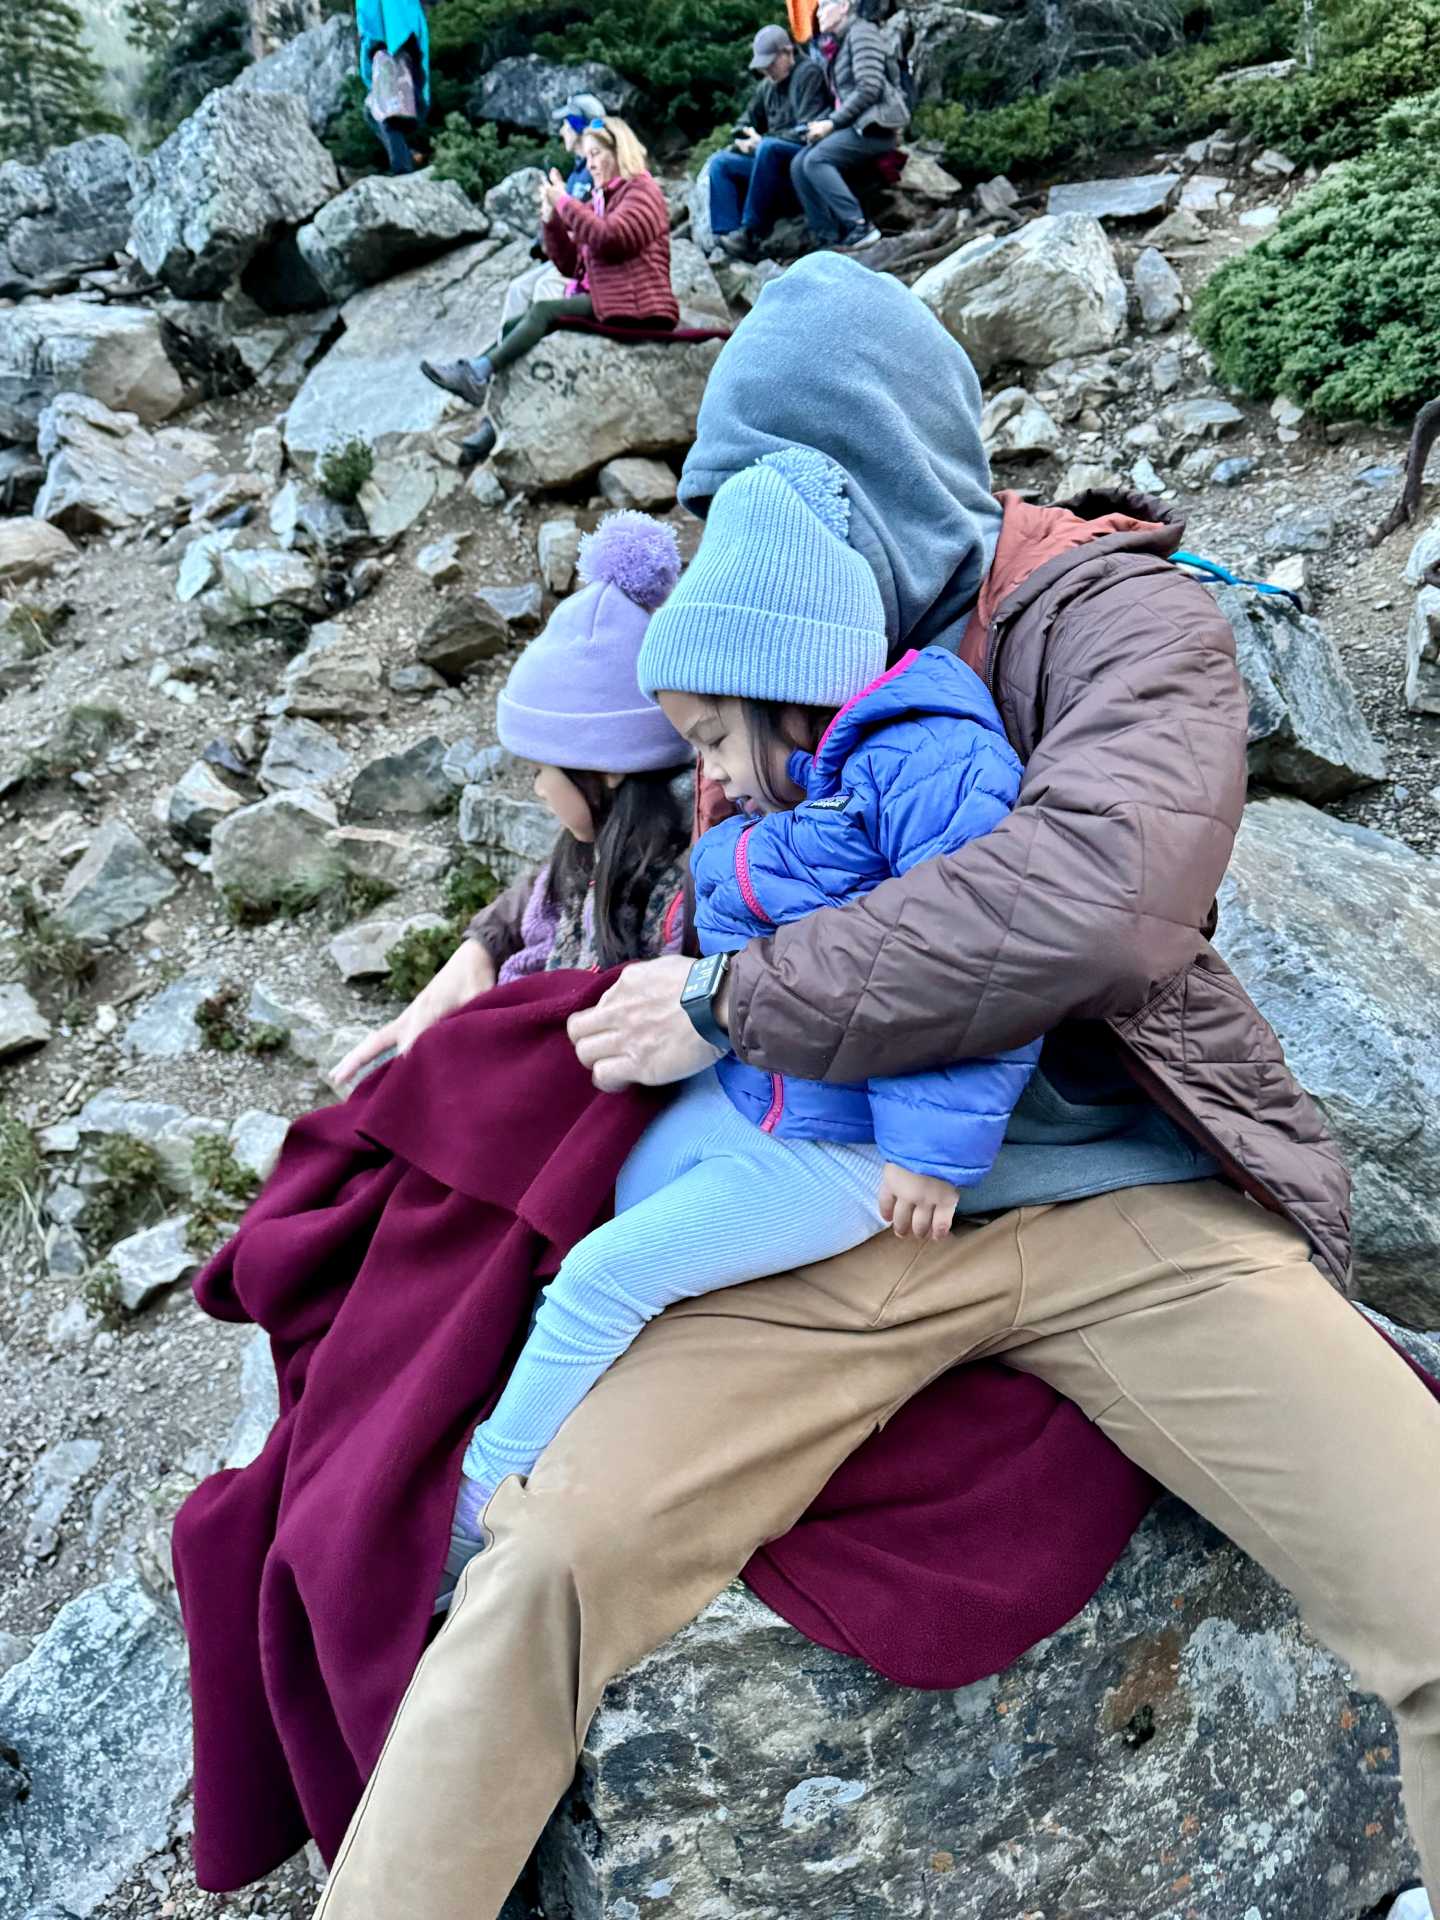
(554, 91), (607, 126)
(749, 24), (793, 69)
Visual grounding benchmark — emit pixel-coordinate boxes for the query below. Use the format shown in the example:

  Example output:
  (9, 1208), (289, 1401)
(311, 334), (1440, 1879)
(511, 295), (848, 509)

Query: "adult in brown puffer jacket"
(314, 256), (1440, 1920)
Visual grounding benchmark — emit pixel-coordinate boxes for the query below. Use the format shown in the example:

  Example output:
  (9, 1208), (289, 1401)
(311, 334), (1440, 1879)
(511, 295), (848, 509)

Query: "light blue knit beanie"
(637, 448), (887, 708)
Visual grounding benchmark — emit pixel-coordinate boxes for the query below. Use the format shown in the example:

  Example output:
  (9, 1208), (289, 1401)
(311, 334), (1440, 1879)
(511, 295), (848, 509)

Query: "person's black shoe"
(718, 228), (762, 262)
(420, 356), (492, 407)
(457, 418), (498, 471)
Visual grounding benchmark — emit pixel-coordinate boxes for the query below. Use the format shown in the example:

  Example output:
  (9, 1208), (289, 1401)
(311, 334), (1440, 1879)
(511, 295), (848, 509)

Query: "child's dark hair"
(742, 700), (832, 810)
(548, 767), (690, 966)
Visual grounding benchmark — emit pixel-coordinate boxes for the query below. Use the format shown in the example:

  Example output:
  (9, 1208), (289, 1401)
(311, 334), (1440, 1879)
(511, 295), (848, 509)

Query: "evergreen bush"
(1226, 0), (1440, 163)
(1193, 88), (1440, 423)
(431, 114), (559, 201)
(0, 0), (122, 160)
(917, 1), (1294, 178)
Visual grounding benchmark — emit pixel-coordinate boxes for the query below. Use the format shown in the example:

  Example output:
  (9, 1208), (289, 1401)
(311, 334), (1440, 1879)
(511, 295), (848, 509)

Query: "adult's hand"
(329, 938), (496, 1092)
(806, 118), (834, 142)
(568, 955), (722, 1091)
(736, 126), (761, 153)
(547, 166), (570, 198)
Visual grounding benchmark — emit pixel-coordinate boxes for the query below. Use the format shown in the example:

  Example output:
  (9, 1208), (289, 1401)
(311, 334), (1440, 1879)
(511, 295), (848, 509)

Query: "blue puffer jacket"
(692, 647), (1041, 1184)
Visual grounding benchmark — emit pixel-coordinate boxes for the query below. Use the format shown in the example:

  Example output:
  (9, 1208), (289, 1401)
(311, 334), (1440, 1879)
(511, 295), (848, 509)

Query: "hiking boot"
(457, 418), (498, 471)
(838, 222), (884, 250)
(718, 228), (762, 262)
(419, 356), (492, 407)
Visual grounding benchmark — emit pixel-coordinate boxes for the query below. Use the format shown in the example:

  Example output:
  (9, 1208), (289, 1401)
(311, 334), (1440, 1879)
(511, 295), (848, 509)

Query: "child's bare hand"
(879, 1164), (958, 1241)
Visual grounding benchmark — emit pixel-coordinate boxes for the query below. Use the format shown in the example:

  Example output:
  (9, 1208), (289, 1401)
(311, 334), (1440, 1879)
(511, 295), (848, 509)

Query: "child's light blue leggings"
(461, 1066), (886, 1499)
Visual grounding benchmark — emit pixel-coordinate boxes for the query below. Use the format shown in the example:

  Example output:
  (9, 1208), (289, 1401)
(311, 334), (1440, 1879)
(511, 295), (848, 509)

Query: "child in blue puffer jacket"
(447, 446), (1038, 1587)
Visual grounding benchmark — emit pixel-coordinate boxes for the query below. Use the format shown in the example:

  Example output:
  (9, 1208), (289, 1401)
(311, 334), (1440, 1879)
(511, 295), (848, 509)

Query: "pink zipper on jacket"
(734, 824), (785, 1132)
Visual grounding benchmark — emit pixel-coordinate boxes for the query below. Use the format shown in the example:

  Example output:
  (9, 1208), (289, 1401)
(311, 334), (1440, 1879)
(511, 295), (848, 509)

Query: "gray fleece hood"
(677, 252), (1003, 654)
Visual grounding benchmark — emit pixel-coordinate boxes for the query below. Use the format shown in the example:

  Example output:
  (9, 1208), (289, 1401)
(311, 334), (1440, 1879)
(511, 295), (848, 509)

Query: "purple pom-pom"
(577, 511), (682, 613)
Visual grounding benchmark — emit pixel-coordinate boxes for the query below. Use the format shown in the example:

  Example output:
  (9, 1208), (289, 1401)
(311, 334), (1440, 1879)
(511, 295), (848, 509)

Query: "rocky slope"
(2, 38), (1439, 1920)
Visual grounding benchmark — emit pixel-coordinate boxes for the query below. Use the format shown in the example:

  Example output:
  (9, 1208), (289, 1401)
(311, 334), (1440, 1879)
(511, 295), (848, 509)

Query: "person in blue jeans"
(706, 24), (831, 261)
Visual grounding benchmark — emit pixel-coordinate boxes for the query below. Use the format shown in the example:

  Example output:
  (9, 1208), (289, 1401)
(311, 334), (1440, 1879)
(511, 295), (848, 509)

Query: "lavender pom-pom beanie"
(496, 511), (692, 773)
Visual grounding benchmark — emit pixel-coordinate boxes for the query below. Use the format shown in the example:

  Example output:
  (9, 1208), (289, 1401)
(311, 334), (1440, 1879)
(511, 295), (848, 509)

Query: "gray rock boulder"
(538, 517), (582, 593)
(24, 1437), (101, 1559)
(597, 456), (677, 509)
(211, 789), (345, 915)
(283, 234), (530, 467)
(281, 621), (386, 718)
(1405, 585), (1440, 715)
(1263, 505), (1334, 558)
(325, 825), (449, 890)
(57, 820), (179, 943)
(109, 1215), (198, 1312)
(206, 545), (322, 628)
(229, 1108), (290, 1184)
(347, 735), (453, 817)
(1161, 394), (1245, 445)
(120, 969), (227, 1059)
(232, 13), (356, 132)
(0, 1578), (190, 1918)
(0, 135), (136, 297)
(1216, 799), (1440, 1324)
(34, 395), (220, 535)
(129, 87), (340, 299)
(484, 166), (546, 240)
(979, 386), (1061, 461)
(471, 55), (639, 133)
(0, 302), (184, 443)
(417, 587), (537, 677)
(166, 759), (247, 848)
(0, 982), (51, 1059)
(1209, 583), (1386, 800)
(1132, 245), (1183, 331)
(459, 789), (555, 881)
(911, 215), (1128, 377)
(74, 1087), (215, 1194)
(328, 911), (449, 979)
(491, 331), (724, 492)
(0, 518), (75, 586)
(543, 1472), (1432, 1919)
(258, 714), (352, 792)
(297, 170), (489, 304)
(1047, 173), (1180, 221)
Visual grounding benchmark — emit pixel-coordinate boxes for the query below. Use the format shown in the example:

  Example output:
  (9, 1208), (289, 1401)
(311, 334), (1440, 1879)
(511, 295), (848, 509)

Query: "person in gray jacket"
(706, 24), (831, 261)
(792, 0), (909, 250)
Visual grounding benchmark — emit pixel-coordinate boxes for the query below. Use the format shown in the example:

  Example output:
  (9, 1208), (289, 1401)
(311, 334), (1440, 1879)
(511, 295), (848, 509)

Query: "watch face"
(684, 954), (721, 1006)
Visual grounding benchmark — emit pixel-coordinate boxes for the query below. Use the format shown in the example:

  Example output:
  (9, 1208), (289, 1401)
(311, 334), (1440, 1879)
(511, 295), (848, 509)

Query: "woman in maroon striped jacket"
(420, 117), (679, 406)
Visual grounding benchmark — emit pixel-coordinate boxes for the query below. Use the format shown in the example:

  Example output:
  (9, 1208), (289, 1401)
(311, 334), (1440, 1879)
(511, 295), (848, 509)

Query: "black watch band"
(681, 952), (731, 1051)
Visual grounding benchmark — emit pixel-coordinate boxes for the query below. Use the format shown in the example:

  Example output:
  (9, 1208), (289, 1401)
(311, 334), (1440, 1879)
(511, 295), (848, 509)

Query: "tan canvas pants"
(314, 1180), (1440, 1918)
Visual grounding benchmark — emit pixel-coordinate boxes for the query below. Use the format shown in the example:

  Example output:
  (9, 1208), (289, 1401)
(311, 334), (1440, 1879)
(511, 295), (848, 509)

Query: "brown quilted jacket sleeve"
(462, 869), (534, 970)
(726, 562), (1248, 1081)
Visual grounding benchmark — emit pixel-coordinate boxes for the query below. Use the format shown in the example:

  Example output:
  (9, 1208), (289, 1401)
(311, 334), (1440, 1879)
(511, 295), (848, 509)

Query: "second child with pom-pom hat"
(496, 511), (691, 773)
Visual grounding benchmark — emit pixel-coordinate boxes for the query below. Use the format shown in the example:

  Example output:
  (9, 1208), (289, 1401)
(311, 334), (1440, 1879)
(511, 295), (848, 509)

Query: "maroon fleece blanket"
(174, 969), (1438, 1890)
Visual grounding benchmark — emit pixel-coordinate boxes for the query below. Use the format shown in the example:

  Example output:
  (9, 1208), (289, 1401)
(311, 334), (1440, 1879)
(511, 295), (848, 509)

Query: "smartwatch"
(680, 951), (732, 1051)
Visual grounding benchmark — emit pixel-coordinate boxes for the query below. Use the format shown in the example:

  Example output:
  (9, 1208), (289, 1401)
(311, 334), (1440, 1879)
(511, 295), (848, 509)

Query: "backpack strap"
(1170, 548), (1304, 614)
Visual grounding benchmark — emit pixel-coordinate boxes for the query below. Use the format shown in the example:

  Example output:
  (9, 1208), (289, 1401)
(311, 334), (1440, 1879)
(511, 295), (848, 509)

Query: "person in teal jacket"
(355, 0), (430, 175)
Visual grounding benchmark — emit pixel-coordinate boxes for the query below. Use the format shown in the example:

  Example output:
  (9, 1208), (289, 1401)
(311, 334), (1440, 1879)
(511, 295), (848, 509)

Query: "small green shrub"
(1229, 0), (1440, 164)
(84, 1136), (167, 1249)
(431, 115), (559, 203)
(221, 870), (395, 929)
(83, 1260), (125, 1327)
(194, 981), (290, 1055)
(0, 1108), (43, 1255)
(316, 437), (375, 506)
(687, 122), (735, 178)
(919, 2), (1294, 178)
(11, 885), (95, 993)
(1, 603), (66, 658)
(385, 856), (500, 998)
(18, 702), (131, 787)
(1193, 86), (1440, 423)
(187, 1131), (260, 1257)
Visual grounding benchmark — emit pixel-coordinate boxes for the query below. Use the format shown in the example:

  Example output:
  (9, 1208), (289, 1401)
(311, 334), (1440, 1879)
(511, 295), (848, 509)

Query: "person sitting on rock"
(791, 0), (909, 252)
(355, 0), (430, 177)
(554, 89), (607, 203)
(705, 25), (831, 263)
(419, 117), (678, 407)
